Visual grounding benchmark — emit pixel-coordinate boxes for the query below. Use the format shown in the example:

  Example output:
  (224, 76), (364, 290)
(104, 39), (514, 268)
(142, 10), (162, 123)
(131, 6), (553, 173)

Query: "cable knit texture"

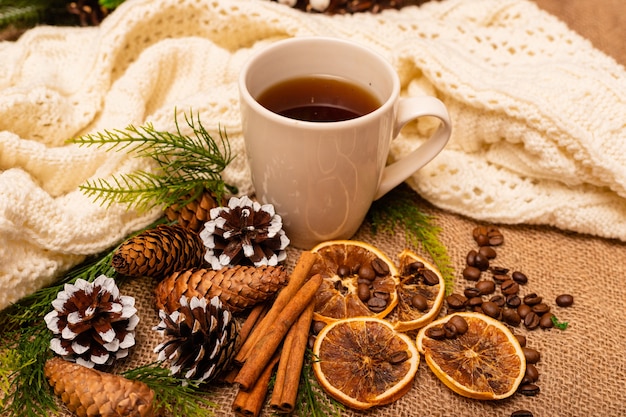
(1, 0), (625, 309)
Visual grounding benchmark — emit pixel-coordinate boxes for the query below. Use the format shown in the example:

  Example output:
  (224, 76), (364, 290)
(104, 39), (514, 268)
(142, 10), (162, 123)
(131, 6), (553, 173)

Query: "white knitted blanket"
(1, 0), (625, 309)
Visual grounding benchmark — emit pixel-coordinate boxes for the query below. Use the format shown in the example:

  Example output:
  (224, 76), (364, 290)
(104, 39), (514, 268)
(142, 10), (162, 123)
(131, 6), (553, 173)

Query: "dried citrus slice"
(312, 317), (419, 410)
(309, 240), (399, 324)
(386, 249), (445, 332)
(416, 312), (526, 400)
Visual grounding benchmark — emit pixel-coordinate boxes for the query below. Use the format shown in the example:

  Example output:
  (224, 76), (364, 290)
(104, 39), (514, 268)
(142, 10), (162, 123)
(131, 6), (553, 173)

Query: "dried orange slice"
(312, 317), (419, 410)
(416, 312), (526, 400)
(309, 240), (399, 324)
(386, 249), (445, 332)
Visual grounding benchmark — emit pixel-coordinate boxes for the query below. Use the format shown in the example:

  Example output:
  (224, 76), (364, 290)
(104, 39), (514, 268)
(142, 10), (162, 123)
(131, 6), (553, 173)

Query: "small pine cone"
(112, 224), (206, 279)
(164, 189), (224, 233)
(154, 265), (289, 314)
(154, 296), (239, 382)
(199, 195), (290, 270)
(45, 357), (154, 417)
(44, 275), (138, 368)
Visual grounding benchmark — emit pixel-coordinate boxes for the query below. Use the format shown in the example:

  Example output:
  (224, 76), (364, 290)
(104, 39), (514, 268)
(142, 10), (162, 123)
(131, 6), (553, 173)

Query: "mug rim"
(239, 36), (400, 130)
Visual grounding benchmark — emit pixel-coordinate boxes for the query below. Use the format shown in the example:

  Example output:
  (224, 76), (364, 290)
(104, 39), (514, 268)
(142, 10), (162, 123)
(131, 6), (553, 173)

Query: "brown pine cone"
(44, 357), (154, 417)
(154, 265), (289, 314)
(112, 224), (206, 279)
(164, 189), (224, 233)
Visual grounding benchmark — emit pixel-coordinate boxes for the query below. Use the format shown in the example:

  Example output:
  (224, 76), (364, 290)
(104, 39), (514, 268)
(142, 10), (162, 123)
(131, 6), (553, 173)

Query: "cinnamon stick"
(234, 273), (322, 391)
(270, 300), (315, 413)
(234, 251), (317, 364)
(232, 353), (280, 417)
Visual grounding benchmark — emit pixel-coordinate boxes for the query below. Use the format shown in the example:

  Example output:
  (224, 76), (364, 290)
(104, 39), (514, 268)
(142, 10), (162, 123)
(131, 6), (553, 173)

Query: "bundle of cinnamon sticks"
(228, 251), (321, 416)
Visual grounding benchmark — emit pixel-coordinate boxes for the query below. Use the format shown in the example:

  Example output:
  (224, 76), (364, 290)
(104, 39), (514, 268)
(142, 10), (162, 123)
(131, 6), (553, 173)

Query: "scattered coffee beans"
(522, 347), (541, 364)
(555, 293), (574, 307)
(518, 383), (540, 396)
(448, 315), (469, 335)
(476, 280), (496, 295)
(462, 266), (482, 281)
(411, 294), (429, 311)
(511, 410), (534, 417)
(511, 270), (528, 284)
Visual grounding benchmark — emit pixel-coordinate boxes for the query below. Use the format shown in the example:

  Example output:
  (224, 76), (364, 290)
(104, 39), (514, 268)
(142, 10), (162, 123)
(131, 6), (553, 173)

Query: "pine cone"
(44, 357), (155, 417)
(44, 275), (138, 368)
(199, 195), (290, 270)
(154, 265), (289, 314)
(112, 224), (206, 279)
(164, 189), (224, 233)
(153, 296), (239, 382)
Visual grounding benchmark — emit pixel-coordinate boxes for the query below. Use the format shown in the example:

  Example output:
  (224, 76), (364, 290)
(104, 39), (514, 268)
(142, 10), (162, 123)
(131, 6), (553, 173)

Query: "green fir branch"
(68, 109), (237, 213)
(292, 353), (344, 417)
(367, 185), (455, 295)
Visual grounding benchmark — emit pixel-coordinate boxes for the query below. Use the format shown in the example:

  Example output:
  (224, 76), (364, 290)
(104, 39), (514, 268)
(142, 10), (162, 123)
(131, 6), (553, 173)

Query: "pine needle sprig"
(68, 109), (237, 213)
(292, 352), (344, 417)
(122, 362), (217, 417)
(367, 185), (455, 295)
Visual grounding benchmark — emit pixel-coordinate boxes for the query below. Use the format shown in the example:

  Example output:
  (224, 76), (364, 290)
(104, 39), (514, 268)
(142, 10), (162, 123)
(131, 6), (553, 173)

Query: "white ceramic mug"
(239, 37), (451, 249)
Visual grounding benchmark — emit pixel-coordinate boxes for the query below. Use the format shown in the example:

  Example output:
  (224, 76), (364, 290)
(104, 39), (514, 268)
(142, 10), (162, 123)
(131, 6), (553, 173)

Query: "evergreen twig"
(291, 352), (344, 417)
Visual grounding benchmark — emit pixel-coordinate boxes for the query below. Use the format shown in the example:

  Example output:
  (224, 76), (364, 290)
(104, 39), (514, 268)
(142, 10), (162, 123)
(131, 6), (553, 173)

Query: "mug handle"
(374, 96), (452, 200)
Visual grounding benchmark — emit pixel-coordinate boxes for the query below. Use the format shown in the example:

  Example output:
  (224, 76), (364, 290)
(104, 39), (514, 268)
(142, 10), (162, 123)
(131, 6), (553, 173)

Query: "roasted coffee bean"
(511, 271), (528, 284)
(478, 246), (497, 259)
(367, 297), (387, 312)
(373, 290), (390, 300)
(540, 312), (554, 329)
(518, 383), (540, 396)
(506, 294), (522, 308)
(556, 293), (574, 307)
(472, 305), (484, 314)
(490, 295), (506, 307)
(524, 311), (541, 330)
(515, 334), (527, 347)
(407, 261), (424, 273)
(446, 294), (467, 310)
(532, 303), (550, 315)
(472, 226), (490, 246)
(357, 277), (372, 285)
(371, 258), (390, 276)
(523, 293), (543, 306)
(388, 350), (409, 364)
(474, 253), (490, 271)
(308, 334), (317, 350)
(425, 326), (446, 340)
(491, 265), (510, 275)
(358, 264), (376, 281)
(422, 270), (440, 286)
(475, 280), (496, 295)
(511, 410), (534, 417)
(462, 266), (482, 281)
(312, 321), (326, 335)
(357, 283), (371, 302)
(522, 347), (541, 364)
(481, 301), (501, 319)
(443, 322), (458, 338)
(351, 263), (361, 275)
(448, 315), (469, 335)
(500, 279), (520, 295)
(492, 273), (510, 284)
(487, 228), (504, 246)
(525, 363), (539, 382)
(517, 304), (532, 319)
(468, 296), (484, 307)
(464, 287), (482, 298)
(337, 264), (351, 277)
(466, 249), (478, 267)
(411, 294), (429, 311)
(502, 308), (521, 326)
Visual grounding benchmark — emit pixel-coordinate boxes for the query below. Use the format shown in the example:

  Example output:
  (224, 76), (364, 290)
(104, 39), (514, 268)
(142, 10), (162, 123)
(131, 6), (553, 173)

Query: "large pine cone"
(112, 224), (206, 279)
(154, 296), (239, 382)
(44, 275), (138, 368)
(154, 265), (289, 314)
(164, 189), (224, 233)
(44, 357), (154, 417)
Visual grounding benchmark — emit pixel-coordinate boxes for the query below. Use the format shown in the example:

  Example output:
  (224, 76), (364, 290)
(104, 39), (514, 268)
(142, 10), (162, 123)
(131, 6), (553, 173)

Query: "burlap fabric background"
(52, 1), (626, 416)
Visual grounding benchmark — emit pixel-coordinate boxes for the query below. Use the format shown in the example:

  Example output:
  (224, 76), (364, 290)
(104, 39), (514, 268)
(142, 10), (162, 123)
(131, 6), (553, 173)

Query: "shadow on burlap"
(46, 191), (626, 417)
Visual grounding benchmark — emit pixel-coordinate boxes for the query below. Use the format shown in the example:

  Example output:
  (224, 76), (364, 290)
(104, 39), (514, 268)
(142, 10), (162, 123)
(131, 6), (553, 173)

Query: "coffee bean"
(474, 253), (490, 271)
(337, 264), (351, 277)
(351, 263), (361, 275)
(462, 266), (481, 281)
(489, 295), (506, 307)
(531, 303), (550, 315)
(556, 293), (574, 307)
(540, 312), (554, 329)
(492, 273), (510, 284)
(473, 226), (490, 246)
(446, 294), (467, 310)
(312, 320), (326, 334)
(518, 383), (540, 396)
(523, 293), (542, 306)
(388, 350), (409, 364)
(487, 228), (504, 246)
(472, 305), (484, 314)
(478, 246), (497, 259)
(511, 271), (528, 284)
(468, 296), (484, 307)
(502, 308), (521, 326)
(407, 261), (424, 273)
(466, 249), (478, 267)
(373, 290), (390, 300)
(448, 315), (469, 335)
(517, 304), (532, 319)
(443, 322), (458, 338)
(490, 265), (510, 275)
(500, 279), (520, 295)
(357, 283), (371, 302)
(525, 363), (539, 382)
(515, 334), (527, 347)
(481, 301), (501, 319)
(524, 311), (540, 330)
(358, 264), (376, 281)
(476, 280), (496, 295)
(506, 294), (522, 308)
(425, 326), (446, 340)
(522, 347), (541, 364)
(464, 287), (481, 298)
(411, 294), (429, 311)
(371, 258), (390, 276)
(511, 410), (534, 417)
(422, 270), (440, 286)
(367, 296), (387, 312)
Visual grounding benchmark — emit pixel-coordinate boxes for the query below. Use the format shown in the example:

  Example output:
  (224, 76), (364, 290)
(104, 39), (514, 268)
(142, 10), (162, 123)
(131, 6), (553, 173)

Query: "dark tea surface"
(256, 76), (381, 122)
